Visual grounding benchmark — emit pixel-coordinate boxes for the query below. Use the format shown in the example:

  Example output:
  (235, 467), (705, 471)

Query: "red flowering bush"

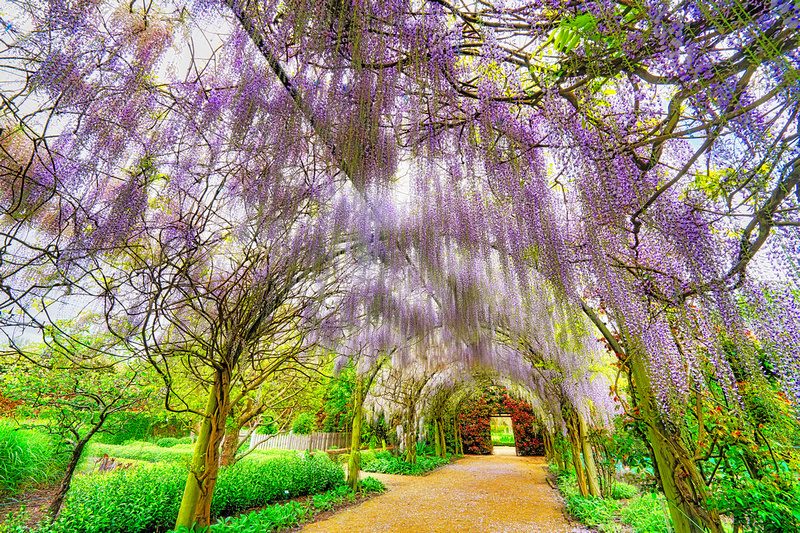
(458, 388), (543, 456)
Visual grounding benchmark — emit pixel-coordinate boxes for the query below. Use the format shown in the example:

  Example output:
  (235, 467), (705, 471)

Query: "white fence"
(247, 431), (351, 452)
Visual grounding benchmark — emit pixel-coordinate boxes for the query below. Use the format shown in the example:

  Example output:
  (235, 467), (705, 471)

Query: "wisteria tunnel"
(1, 0), (799, 532)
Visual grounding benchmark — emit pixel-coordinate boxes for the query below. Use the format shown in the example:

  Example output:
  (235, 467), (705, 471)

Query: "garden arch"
(458, 387), (544, 456)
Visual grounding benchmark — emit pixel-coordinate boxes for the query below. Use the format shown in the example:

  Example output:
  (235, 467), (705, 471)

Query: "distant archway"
(458, 387), (544, 456)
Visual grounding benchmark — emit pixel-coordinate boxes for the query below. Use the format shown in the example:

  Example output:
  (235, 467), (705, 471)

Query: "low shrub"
(170, 478), (386, 533)
(211, 453), (344, 516)
(0, 422), (61, 496)
(310, 485), (354, 511)
(361, 450), (448, 476)
(611, 481), (638, 499)
(1, 452), (344, 533)
(565, 494), (621, 532)
(156, 437), (180, 448)
(620, 493), (671, 533)
(202, 501), (307, 533)
(360, 476), (385, 493)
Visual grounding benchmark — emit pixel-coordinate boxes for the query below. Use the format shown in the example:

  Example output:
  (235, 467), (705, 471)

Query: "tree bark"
(175, 366), (232, 529)
(433, 418), (442, 458)
(220, 427), (240, 467)
(579, 413), (602, 497)
(347, 375), (363, 491)
(564, 409), (589, 497)
(629, 352), (723, 533)
(438, 417), (447, 458)
(404, 398), (417, 464)
(48, 421), (105, 517)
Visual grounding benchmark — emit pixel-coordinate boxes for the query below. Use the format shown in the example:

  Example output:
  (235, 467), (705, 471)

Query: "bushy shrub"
(565, 494), (621, 532)
(211, 453), (344, 516)
(156, 437), (180, 448)
(361, 450), (448, 476)
(17, 452), (345, 533)
(171, 479), (386, 533)
(360, 476), (385, 493)
(291, 413), (316, 435)
(0, 422), (61, 496)
(56, 462), (187, 533)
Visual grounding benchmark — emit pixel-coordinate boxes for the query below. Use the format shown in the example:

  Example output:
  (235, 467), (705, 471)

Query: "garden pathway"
(301, 452), (586, 533)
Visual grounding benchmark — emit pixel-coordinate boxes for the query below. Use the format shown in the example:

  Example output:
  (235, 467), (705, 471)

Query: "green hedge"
(210, 453), (344, 516)
(13, 453), (344, 533)
(171, 478), (385, 533)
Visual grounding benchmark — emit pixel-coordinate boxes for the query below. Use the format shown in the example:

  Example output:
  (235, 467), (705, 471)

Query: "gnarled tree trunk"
(175, 366), (232, 529)
(629, 354), (723, 533)
(347, 375), (364, 491)
(579, 414), (602, 497)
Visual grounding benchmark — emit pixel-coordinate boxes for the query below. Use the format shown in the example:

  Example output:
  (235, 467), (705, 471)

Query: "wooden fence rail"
(245, 431), (351, 452)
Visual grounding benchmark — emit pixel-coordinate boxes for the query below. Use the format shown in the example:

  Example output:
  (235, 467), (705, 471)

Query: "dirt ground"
(302, 448), (590, 533)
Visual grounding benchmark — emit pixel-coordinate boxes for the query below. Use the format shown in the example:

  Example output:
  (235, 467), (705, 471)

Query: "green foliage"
(320, 364), (353, 433)
(169, 479), (386, 533)
(565, 494), (621, 532)
(359, 476), (385, 493)
(555, 463), (670, 533)
(610, 482), (638, 500)
(709, 475), (800, 532)
(0, 422), (61, 496)
(310, 485), (354, 511)
(95, 413), (160, 445)
(156, 437), (180, 448)
(55, 462), (187, 533)
(491, 433), (515, 446)
(291, 413), (317, 435)
(206, 500), (306, 532)
(361, 450), (448, 475)
(256, 419), (278, 435)
(211, 453), (344, 516)
(620, 493), (671, 533)
(167, 477), (385, 533)
(86, 442), (194, 464)
(0, 452), (344, 533)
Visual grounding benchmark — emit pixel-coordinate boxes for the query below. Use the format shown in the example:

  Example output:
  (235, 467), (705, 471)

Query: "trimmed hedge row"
(21, 453), (344, 533)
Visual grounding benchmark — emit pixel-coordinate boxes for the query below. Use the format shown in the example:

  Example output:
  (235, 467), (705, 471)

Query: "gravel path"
(302, 451), (583, 533)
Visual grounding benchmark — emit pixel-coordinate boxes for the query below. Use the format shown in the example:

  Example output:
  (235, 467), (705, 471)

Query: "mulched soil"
(0, 482), (60, 528)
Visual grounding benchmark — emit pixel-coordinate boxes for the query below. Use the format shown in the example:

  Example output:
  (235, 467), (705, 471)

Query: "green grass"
(491, 433), (515, 446)
(0, 421), (63, 496)
(83, 442), (296, 466)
